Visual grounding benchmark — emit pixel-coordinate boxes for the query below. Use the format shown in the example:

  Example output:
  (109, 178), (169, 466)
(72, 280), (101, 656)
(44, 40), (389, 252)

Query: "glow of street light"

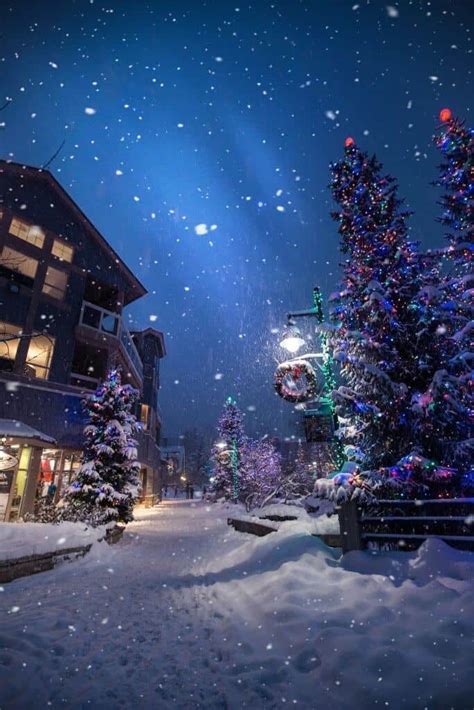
(279, 324), (305, 353)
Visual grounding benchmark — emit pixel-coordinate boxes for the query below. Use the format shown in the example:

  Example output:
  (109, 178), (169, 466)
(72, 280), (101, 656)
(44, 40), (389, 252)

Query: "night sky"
(1, 0), (472, 440)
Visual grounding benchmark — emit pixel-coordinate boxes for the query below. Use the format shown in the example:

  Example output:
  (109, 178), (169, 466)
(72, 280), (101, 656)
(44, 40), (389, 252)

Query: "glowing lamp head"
(279, 324), (305, 353)
(439, 108), (452, 122)
(215, 440), (227, 450)
(345, 136), (355, 148)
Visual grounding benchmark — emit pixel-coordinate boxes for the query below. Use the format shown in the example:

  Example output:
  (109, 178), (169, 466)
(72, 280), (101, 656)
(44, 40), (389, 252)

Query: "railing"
(120, 323), (144, 381)
(338, 498), (474, 553)
(70, 372), (100, 390)
(78, 301), (143, 380)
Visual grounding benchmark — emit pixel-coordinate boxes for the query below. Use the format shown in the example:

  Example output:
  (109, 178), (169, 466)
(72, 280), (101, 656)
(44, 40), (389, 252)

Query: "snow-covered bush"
(315, 451), (464, 504)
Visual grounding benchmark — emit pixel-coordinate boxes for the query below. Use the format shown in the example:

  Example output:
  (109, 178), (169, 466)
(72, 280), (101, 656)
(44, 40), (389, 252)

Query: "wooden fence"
(338, 498), (474, 553)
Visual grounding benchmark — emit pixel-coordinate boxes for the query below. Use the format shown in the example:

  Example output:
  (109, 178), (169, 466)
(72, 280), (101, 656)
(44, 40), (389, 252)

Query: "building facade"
(0, 160), (166, 521)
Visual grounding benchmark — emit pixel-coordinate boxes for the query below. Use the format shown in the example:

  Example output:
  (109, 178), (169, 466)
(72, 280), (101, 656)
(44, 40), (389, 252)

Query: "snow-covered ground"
(0, 500), (473, 708)
(0, 521), (106, 561)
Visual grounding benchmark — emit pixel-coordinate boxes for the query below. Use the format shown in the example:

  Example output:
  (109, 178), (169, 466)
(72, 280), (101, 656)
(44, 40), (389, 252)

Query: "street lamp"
(215, 439), (239, 502)
(279, 323), (305, 354)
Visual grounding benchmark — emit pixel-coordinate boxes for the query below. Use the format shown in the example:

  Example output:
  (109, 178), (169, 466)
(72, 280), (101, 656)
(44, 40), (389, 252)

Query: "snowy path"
(1, 500), (473, 709)
(0, 501), (239, 709)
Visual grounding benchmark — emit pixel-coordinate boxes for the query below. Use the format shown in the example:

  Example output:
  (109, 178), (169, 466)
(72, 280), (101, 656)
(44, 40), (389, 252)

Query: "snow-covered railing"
(338, 498), (474, 553)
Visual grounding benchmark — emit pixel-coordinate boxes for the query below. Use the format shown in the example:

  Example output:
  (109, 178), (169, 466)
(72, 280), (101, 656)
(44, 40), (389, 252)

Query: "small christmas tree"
(61, 369), (141, 526)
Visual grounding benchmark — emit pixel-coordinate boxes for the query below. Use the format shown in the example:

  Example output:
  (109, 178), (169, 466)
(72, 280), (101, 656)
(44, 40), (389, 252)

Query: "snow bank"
(0, 521), (106, 561)
(203, 505), (474, 708)
(0, 501), (472, 708)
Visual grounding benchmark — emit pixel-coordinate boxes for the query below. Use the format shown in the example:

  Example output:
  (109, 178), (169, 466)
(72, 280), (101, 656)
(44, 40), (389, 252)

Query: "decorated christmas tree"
(317, 121), (472, 503)
(425, 108), (473, 470)
(60, 369), (141, 526)
(210, 397), (246, 500)
(327, 138), (424, 469)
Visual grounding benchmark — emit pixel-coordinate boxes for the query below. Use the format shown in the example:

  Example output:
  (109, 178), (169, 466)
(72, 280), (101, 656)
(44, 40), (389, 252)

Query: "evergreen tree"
(328, 138), (424, 469)
(61, 369), (141, 526)
(419, 109), (474, 469)
(210, 397), (246, 499)
(434, 108), (473, 271)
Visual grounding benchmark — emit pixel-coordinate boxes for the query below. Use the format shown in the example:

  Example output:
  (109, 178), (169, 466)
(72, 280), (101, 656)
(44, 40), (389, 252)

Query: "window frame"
(9, 217), (45, 249)
(51, 239), (74, 263)
(24, 333), (55, 380)
(0, 245), (39, 281)
(42, 265), (68, 301)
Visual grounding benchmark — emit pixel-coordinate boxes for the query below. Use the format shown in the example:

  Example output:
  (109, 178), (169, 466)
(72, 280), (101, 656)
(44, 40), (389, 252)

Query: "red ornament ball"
(345, 136), (355, 147)
(439, 108), (452, 122)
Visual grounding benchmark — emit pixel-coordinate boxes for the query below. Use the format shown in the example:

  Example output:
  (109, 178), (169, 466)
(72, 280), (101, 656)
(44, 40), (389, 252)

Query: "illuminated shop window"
(140, 403), (150, 430)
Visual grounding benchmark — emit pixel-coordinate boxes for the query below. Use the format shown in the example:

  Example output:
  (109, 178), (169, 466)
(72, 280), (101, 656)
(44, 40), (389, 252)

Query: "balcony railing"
(79, 301), (143, 380)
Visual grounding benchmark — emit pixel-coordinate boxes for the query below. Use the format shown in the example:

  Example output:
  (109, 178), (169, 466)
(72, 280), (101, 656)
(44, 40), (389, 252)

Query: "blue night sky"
(1, 0), (472, 439)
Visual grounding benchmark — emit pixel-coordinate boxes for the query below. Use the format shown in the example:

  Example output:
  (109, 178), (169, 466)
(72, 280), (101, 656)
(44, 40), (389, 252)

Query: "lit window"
(42, 266), (68, 300)
(9, 218), (45, 248)
(25, 334), (55, 380)
(52, 239), (74, 263)
(0, 320), (22, 365)
(0, 246), (38, 279)
(140, 404), (150, 430)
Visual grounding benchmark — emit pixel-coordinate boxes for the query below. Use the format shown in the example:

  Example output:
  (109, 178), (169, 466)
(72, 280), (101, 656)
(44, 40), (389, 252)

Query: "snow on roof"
(0, 419), (56, 444)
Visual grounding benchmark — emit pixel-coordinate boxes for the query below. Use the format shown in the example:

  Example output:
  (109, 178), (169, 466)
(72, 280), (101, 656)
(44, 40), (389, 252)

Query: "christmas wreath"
(274, 359), (319, 403)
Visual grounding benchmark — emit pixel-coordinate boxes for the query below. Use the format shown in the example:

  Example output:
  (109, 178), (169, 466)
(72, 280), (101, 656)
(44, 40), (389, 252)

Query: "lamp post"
(276, 286), (344, 469)
(216, 438), (239, 502)
(231, 438), (238, 502)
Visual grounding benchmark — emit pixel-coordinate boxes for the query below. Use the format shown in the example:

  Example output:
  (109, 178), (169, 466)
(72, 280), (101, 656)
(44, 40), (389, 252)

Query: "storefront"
(38, 448), (81, 503)
(0, 419), (56, 521)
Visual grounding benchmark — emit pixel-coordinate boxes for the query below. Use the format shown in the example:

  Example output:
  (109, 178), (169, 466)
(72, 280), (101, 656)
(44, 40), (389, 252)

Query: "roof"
(132, 327), (167, 357)
(0, 160), (147, 305)
(0, 419), (56, 445)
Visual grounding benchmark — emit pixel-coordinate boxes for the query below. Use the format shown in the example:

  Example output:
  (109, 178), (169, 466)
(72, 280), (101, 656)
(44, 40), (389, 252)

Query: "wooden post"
(338, 500), (362, 553)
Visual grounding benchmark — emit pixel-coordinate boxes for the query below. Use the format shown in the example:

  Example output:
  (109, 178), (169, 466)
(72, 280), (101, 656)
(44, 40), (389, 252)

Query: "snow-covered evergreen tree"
(60, 369), (141, 526)
(328, 139), (424, 469)
(426, 109), (474, 469)
(210, 397), (246, 499)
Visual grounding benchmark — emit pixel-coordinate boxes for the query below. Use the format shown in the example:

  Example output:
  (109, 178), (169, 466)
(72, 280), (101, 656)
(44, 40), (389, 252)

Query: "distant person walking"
(190, 485), (194, 500)
(174, 485), (178, 498)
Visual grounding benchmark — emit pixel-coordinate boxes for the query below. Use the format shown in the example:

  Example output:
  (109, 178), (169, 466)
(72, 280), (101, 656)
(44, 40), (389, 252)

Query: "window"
(52, 239), (74, 263)
(42, 266), (68, 300)
(0, 320), (22, 369)
(0, 246), (38, 280)
(140, 404), (150, 430)
(9, 218), (45, 249)
(25, 334), (55, 379)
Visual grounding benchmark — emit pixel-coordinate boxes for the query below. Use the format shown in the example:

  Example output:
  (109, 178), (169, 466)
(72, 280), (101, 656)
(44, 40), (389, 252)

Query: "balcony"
(77, 301), (144, 382)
